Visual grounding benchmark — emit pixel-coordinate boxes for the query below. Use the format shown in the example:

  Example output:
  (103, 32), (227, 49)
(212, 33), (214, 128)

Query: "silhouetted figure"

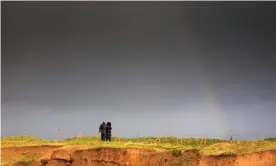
(229, 136), (233, 142)
(106, 122), (112, 142)
(99, 121), (107, 141)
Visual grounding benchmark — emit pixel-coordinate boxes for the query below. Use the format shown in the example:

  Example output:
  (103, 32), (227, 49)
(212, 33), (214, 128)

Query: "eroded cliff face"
(2, 146), (276, 166)
(43, 148), (200, 166)
(199, 151), (276, 166)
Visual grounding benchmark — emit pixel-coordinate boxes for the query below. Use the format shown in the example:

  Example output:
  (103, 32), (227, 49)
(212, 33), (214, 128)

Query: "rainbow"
(178, 24), (230, 139)
(205, 80), (230, 139)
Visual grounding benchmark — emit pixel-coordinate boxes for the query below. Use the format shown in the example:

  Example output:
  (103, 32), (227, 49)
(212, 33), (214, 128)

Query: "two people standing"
(99, 121), (112, 141)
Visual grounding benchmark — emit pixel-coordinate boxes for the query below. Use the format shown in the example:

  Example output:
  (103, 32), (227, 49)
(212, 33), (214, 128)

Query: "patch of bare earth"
(2, 146), (276, 166)
(1, 145), (62, 166)
(199, 150), (276, 166)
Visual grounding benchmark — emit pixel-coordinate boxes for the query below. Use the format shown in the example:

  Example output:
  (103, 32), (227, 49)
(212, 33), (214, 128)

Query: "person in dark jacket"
(99, 121), (107, 141)
(106, 122), (112, 142)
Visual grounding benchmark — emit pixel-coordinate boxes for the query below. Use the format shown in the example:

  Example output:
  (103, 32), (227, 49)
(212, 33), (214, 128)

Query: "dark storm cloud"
(2, 2), (276, 139)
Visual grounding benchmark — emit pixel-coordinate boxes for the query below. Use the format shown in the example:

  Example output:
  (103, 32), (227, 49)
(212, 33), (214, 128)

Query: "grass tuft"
(17, 153), (42, 166)
(172, 150), (182, 157)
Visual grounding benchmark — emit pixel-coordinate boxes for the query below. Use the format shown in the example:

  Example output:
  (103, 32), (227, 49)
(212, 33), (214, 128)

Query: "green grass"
(61, 136), (226, 152)
(200, 140), (276, 156)
(2, 135), (276, 156)
(1, 135), (63, 147)
(265, 137), (276, 141)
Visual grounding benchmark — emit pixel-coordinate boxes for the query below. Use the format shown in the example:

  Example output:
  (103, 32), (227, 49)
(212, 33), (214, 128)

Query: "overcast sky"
(2, 2), (276, 140)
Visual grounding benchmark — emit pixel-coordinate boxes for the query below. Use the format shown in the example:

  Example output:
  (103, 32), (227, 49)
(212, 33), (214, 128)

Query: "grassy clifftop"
(2, 135), (276, 156)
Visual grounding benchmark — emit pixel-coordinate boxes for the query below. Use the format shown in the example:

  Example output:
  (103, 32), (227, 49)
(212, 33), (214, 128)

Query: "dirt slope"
(199, 151), (276, 166)
(2, 146), (276, 166)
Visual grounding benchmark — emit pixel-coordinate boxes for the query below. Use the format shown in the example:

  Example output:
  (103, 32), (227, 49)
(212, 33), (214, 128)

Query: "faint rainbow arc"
(205, 80), (229, 139)
(176, 20), (229, 139)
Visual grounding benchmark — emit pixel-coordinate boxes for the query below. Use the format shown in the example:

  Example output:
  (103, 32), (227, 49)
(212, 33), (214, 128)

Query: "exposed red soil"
(2, 146), (276, 166)
(199, 151), (276, 166)
(1, 145), (62, 166)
